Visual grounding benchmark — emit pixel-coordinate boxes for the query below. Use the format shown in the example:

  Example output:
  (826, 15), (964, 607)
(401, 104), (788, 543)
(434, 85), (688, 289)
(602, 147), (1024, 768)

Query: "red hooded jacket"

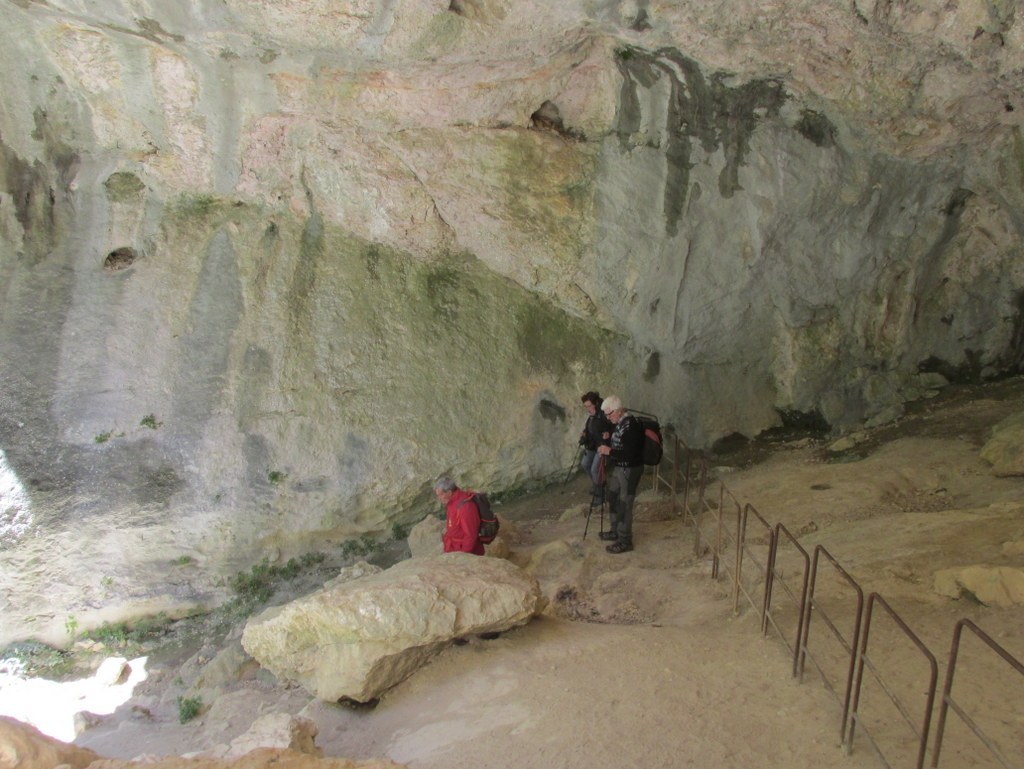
(443, 488), (485, 555)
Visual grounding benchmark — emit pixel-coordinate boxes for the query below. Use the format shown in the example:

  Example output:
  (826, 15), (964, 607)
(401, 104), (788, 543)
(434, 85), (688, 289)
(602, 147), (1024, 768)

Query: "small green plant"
(177, 695), (203, 724)
(64, 615), (78, 639)
(140, 414), (161, 429)
(339, 534), (379, 559)
(83, 613), (172, 652)
(229, 559), (277, 605)
(175, 555), (194, 566)
(94, 431), (112, 444)
(100, 576), (114, 588)
(267, 470), (286, 485)
(223, 554), (323, 618)
(299, 552), (325, 568)
(173, 675), (185, 686)
(0, 641), (76, 679)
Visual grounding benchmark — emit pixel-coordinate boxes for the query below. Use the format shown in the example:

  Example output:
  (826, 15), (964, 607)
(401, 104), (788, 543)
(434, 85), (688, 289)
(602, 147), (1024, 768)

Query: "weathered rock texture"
(1, 1), (1023, 644)
(980, 410), (1024, 475)
(200, 713), (322, 761)
(934, 564), (1024, 606)
(0, 715), (101, 769)
(241, 554), (541, 702)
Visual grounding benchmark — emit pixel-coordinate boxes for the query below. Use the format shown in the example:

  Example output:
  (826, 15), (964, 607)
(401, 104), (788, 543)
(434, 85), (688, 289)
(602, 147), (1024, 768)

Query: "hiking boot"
(599, 531), (617, 541)
(606, 541), (633, 554)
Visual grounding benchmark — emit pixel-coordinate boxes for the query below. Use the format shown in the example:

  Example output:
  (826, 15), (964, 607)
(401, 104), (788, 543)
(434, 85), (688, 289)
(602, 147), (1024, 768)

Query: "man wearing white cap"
(596, 395), (644, 553)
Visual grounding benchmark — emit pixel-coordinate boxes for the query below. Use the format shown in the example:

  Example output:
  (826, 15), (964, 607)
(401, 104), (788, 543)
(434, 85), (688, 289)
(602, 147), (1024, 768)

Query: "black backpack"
(638, 417), (663, 466)
(460, 492), (500, 544)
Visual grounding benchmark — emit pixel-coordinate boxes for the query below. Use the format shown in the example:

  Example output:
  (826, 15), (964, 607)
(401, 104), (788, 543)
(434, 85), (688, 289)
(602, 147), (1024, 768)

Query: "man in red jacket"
(433, 476), (485, 555)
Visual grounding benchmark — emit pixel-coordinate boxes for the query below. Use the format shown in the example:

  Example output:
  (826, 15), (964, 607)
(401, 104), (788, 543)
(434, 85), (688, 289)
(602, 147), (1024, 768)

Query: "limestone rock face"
(980, 411), (1024, 476)
(241, 554), (541, 702)
(1, 0), (1023, 645)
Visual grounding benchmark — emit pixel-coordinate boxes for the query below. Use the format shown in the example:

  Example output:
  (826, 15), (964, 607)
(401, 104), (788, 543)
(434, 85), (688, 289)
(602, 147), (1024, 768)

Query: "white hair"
(433, 476), (457, 493)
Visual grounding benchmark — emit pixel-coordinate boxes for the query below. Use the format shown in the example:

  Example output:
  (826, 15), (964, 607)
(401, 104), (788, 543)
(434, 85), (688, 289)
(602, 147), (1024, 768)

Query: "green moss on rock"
(103, 172), (146, 202)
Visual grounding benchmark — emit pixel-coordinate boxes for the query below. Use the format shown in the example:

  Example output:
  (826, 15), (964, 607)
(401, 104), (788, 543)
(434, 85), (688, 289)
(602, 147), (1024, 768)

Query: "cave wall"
(0, 0), (1022, 644)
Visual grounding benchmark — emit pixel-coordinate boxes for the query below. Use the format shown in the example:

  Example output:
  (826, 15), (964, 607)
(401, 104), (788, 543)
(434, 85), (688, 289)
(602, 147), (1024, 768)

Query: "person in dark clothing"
(578, 391), (612, 503)
(597, 395), (644, 553)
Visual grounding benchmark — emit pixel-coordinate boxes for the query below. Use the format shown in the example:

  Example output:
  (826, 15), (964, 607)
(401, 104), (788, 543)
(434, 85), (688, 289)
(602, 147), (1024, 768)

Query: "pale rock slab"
(483, 530), (511, 559)
(1001, 540), (1024, 557)
(933, 565), (1024, 607)
(980, 411), (1024, 476)
(201, 713), (322, 760)
(241, 554), (541, 702)
(407, 516), (444, 558)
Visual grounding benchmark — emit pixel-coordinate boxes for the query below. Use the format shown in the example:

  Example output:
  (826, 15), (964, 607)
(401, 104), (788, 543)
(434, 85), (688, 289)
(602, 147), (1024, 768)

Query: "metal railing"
(798, 546), (865, 743)
(647, 426), (1022, 769)
(930, 619), (1024, 769)
(738, 503), (775, 627)
(647, 423), (1024, 765)
(765, 523), (811, 676)
(846, 593), (939, 769)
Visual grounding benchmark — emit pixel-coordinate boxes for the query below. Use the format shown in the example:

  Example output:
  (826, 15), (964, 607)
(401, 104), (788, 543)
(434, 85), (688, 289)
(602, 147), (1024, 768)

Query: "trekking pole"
(562, 445), (584, 487)
(583, 454), (608, 539)
(583, 493), (603, 539)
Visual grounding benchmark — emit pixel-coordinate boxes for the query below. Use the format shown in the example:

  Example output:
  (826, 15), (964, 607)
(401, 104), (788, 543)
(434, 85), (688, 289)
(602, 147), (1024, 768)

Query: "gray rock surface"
(1, 0), (1023, 645)
(241, 554), (542, 702)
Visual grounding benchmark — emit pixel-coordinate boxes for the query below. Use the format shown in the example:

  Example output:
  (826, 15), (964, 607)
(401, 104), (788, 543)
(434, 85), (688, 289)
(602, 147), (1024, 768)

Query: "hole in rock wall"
(643, 351), (660, 382)
(918, 351), (985, 383)
(763, 408), (831, 440)
(538, 399), (566, 423)
(529, 101), (583, 141)
(104, 247), (138, 272)
(795, 109), (836, 148)
(711, 432), (750, 456)
(631, 8), (652, 32)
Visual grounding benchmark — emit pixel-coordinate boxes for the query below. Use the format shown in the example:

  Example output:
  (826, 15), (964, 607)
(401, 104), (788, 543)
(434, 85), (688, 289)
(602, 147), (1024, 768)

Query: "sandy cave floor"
(20, 380), (1024, 768)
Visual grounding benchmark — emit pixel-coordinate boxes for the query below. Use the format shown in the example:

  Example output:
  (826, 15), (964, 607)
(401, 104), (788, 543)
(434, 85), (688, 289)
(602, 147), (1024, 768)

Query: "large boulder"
(980, 411), (1024, 476)
(0, 716), (101, 769)
(241, 554), (542, 702)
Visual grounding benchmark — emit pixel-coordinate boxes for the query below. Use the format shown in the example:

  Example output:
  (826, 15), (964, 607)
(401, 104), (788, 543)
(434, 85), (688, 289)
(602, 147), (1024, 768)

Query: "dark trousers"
(606, 464), (643, 544)
(581, 449), (605, 499)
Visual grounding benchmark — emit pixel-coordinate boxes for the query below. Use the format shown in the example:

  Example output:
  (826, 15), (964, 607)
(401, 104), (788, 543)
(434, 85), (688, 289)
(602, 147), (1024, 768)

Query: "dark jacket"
(579, 412), (612, 451)
(608, 413), (644, 467)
